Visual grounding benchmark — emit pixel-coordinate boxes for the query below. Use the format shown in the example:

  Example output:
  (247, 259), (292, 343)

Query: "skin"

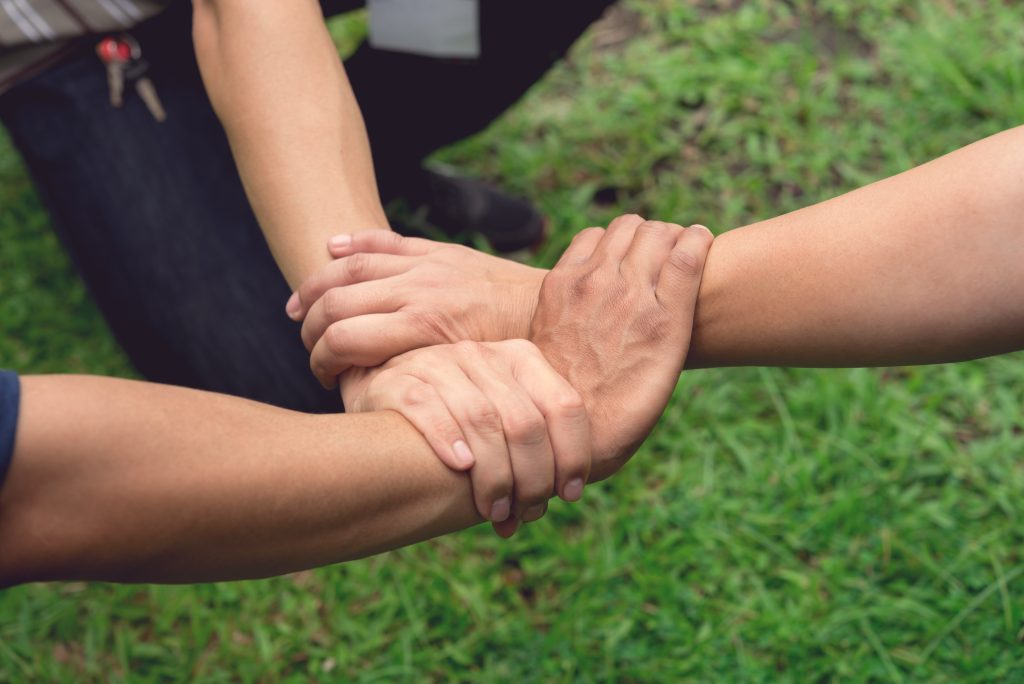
(343, 340), (592, 529)
(686, 125), (1024, 368)
(192, 0), (389, 288)
(530, 218), (715, 481)
(0, 224), (710, 587)
(126, 3), (1022, 586)
(292, 125), (1024, 394)
(192, 0), (582, 526)
(0, 377), (480, 587)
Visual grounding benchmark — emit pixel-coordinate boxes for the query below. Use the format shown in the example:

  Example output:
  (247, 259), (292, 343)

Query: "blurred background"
(2, 0), (1024, 680)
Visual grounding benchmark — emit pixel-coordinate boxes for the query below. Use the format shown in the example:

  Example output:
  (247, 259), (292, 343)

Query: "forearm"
(193, 0), (389, 287)
(0, 377), (479, 586)
(688, 125), (1024, 368)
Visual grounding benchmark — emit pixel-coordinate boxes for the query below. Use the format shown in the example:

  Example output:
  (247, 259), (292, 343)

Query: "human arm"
(342, 340), (591, 530)
(192, 0), (388, 288)
(686, 125), (1024, 368)
(334, 218), (713, 484)
(290, 125), (1024, 372)
(529, 217), (714, 480)
(0, 375), (491, 587)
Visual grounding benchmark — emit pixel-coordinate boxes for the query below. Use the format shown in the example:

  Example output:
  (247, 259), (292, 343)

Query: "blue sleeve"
(0, 370), (20, 491)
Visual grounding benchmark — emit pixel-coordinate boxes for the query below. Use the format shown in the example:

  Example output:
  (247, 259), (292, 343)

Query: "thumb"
(655, 224), (714, 323)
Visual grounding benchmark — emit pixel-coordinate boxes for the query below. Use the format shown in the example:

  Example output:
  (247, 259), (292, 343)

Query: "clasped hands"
(286, 215), (713, 536)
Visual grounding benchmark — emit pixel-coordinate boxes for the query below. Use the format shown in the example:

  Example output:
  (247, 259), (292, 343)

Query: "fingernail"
(690, 224), (712, 236)
(285, 292), (301, 320)
(329, 234), (352, 251)
(563, 478), (584, 502)
(490, 497), (511, 522)
(523, 504), (546, 522)
(452, 440), (474, 469)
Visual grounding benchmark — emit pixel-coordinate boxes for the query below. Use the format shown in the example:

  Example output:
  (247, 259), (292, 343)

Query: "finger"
(371, 375), (475, 472)
(300, 278), (402, 351)
(656, 224), (715, 321)
(622, 220), (687, 285)
(555, 227), (605, 268)
(421, 360), (514, 523)
(289, 253), (415, 321)
(592, 213), (646, 264)
(521, 502), (548, 523)
(491, 514), (521, 539)
(457, 343), (556, 519)
(309, 312), (434, 387)
(327, 230), (437, 259)
(510, 341), (591, 501)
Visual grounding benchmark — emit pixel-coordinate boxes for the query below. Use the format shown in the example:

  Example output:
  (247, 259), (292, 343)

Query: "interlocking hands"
(289, 216), (713, 533)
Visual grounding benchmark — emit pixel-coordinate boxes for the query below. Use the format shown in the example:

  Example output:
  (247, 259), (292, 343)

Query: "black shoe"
(384, 167), (547, 254)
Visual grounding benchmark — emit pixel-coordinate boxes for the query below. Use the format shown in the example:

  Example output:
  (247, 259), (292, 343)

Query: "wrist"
(508, 267), (548, 340)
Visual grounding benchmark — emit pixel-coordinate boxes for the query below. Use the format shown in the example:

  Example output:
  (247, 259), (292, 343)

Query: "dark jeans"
(0, 0), (616, 412)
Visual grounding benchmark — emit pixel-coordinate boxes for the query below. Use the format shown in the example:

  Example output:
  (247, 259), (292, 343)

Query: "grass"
(2, 0), (1024, 680)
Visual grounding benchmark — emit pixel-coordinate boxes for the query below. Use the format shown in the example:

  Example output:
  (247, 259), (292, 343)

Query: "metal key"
(106, 60), (125, 107)
(96, 37), (131, 107)
(131, 69), (166, 121)
(134, 77), (167, 122)
(127, 58), (167, 123)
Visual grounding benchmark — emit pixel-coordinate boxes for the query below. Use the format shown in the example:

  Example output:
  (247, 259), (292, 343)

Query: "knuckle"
(399, 381), (437, 408)
(575, 226), (605, 242)
(614, 213), (644, 226)
(344, 252), (369, 281)
(453, 339), (483, 357)
(464, 400), (503, 434)
(504, 409), (547, 446)
(475, 468), (512, 501)
(477, 473), (512, 499)
(643, 220), (684, 236)
(553, 389), (586, 416)
(667, 247), (702, 277)
(323, 288), (347, 320)
(374, 230), (404, 251)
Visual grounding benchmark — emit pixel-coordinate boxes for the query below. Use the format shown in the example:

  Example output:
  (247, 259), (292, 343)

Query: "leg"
(348, 0), (619, 169)
(0, 4), (340, 412)
(346, 1), (619, 251)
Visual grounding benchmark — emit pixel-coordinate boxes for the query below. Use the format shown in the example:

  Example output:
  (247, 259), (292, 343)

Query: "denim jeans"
(0, 0), (617, 412)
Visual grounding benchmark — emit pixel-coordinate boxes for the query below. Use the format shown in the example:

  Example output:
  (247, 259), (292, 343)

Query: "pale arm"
(688, 125), (1024, 368)
(0, 376), (479, 587)
(192, 0), (388, 288)
(289, 127), (1024, 377)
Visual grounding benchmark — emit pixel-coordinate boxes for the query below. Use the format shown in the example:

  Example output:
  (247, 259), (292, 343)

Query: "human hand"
(530, 215), (713, 481)
(343, 339), (591, 537)
(286, 231), (547, 388)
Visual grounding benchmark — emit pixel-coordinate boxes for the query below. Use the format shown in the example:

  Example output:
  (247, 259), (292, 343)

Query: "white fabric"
(367, 0), (480, 59)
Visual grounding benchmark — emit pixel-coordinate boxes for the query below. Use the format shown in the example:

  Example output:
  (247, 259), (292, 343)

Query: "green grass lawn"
(2, 0), (1024, 681)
